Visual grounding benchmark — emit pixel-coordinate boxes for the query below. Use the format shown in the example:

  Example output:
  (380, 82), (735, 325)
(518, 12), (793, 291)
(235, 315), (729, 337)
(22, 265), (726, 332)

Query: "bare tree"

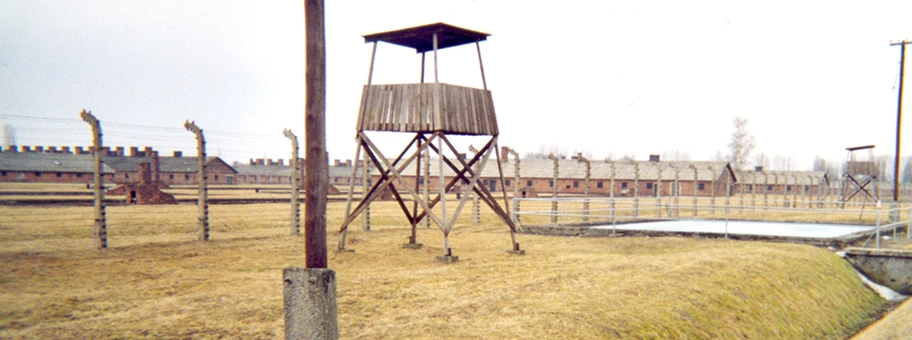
(728, 116), (756, 170)
(523, 144), (568, 160)
(754, 152), (769, 169)
(772, 155), (795, 171)
(662, 150), (690, 161)
(901, 156), (912, 184)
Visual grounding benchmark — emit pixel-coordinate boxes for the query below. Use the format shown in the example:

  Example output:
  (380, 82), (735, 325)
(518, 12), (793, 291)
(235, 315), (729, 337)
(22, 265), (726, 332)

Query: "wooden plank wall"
(357, 83), (498, 135)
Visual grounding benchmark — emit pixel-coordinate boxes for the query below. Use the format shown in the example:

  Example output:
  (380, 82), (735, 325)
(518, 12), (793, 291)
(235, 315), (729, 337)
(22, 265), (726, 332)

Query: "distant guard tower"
(337, 23), (522, 260)
(842, 145), (879, 203)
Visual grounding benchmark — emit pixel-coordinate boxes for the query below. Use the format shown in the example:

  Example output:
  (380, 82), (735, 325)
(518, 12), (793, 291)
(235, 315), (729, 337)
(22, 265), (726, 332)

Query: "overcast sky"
(1, 1), (911, 170)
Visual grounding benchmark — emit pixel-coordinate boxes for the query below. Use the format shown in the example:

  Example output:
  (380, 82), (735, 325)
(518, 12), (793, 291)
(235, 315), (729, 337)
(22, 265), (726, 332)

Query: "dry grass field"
(0, 198), (893, 339)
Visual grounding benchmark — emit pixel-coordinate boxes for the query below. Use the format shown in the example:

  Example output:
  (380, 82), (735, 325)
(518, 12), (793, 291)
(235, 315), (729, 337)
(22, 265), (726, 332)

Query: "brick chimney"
(35, 146), (44, 152)
(143, 146), (152, 157)
(649, 154), (660, 162)
(130, 147), (139, 157)
(47, 146), (57, 153)
(115, 146), (125, 157)
(75, 146), (84, 154)
(501, 146), (510, 163)
(278, 159), (284, 166)
(8, 145), (15, 153)
(61, 146), (71, 154)
(346, 159), (353, 167)
(334, 159), (341, 167)
(152, 151), (160, 182)
(257, 158), (265, 165)
(173, 151), (182, 158)
(139, 162), (152, 184)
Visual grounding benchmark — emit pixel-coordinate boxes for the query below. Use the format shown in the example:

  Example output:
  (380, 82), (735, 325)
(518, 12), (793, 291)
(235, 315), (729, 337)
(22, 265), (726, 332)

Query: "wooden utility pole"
(284, 129), (301, 236)
(892, 40), (910, 202)
(284, 1), (337, 339)
(303, 0), (328, 269)
(80, 110), (106, 249)
(184, 120), (208, 241)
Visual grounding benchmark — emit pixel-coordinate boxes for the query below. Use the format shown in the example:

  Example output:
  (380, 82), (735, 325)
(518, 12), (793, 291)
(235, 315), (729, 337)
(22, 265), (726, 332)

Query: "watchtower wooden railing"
(357, 83), (498, 135)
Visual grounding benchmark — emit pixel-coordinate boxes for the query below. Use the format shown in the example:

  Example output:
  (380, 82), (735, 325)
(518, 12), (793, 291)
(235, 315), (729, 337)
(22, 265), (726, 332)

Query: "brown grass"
(0, 200), (889, 339)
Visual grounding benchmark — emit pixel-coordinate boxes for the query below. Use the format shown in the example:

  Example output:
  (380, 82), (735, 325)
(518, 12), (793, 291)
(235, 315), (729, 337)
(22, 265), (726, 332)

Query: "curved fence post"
(549, 154), (559, 223)
(184, 120), (209, 241)
(284, 129), (301, 236)
(81, 110), (107, 249)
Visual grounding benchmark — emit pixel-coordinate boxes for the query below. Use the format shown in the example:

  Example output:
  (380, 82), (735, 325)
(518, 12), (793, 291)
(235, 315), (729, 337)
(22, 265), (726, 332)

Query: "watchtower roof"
(363, 22), (490, 53)
(846, 145), (875, 151)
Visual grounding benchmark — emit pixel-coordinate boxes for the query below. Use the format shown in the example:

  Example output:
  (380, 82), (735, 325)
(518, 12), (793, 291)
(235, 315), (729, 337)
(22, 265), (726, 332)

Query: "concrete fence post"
(362, 151), (371, 230)
(509, 148), (521, 223)
(468, 145), (481, 225)
(607, 159), (616, 221)
(708, 165), (716, 215)
(656, 163), (663, 217)
(670, 163), (680, 217)
(549, 154), (559, 223)
(748, 173), (756, 210)
(184, 120), (209, 241)
(689, 164), (698, 217)
(581, 156), (591, 222)
(632, 160), (640, 217)
(80, 109), (107, 249)
(284, 129), (301, 236)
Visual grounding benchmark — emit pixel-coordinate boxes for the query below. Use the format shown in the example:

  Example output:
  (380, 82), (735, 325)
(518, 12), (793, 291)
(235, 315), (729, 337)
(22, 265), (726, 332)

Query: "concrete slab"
(591, 220), (875, 239)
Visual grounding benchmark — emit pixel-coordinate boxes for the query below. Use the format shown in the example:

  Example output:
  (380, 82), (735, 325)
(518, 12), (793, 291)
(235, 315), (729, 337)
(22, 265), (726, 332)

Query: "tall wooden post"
(891, 40), (909, 202)
(80, 110), (106, 249)
(184, 120), (208, 241)
(284, 129), (301, 236)
(284, 1), (337, 339)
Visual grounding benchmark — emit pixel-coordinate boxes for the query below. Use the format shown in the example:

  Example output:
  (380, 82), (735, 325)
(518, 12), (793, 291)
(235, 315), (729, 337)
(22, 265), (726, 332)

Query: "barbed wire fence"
(3, 113), (912, 250)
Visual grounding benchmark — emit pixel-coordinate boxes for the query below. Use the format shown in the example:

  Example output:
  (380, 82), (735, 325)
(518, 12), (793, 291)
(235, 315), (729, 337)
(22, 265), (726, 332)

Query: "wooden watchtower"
(337, 23), (521, 259)
(842, 145), (879, 203)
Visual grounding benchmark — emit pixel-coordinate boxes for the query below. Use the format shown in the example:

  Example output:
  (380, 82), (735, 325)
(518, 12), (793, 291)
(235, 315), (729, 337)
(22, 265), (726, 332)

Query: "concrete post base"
(436, 255), (459, 263)
(506, 249), (526, 255)
(402, 243), (423, 249)
(336, 249), (355, 253)
(283, 268), (338, 340)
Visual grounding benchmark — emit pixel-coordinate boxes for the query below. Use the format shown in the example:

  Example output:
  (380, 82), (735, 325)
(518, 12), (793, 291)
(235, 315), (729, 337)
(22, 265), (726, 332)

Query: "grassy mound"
(0, 202), (888, 339)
